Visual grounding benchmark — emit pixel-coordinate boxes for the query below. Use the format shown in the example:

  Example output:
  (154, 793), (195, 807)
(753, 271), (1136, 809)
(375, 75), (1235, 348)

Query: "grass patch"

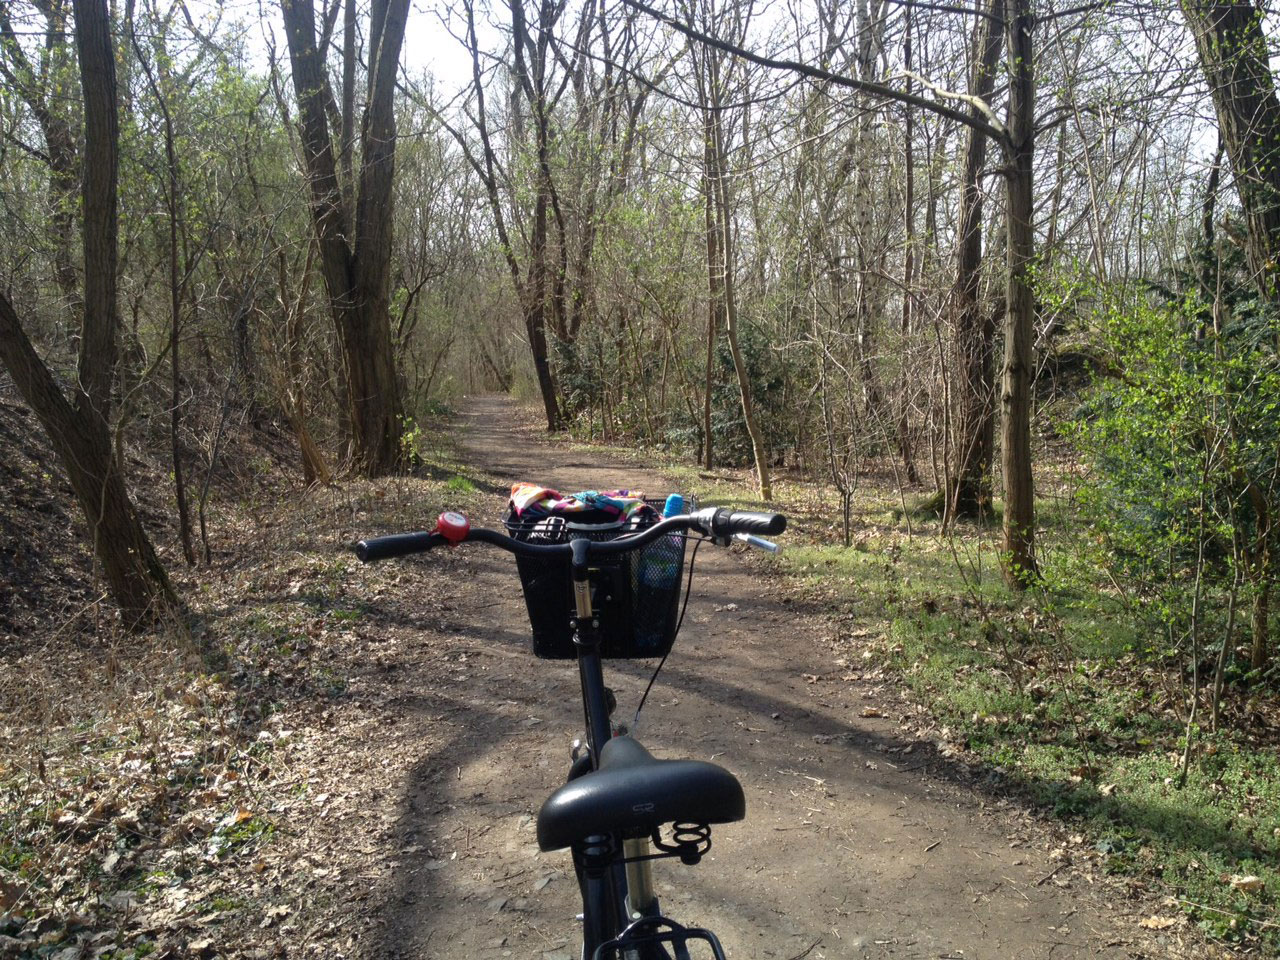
(102, 940), (156, 960)
(447, 474), (478, 494)
(905, 617), (1280, 945)
(792, 527), (1280, 949)
(209, 811), (275, 857)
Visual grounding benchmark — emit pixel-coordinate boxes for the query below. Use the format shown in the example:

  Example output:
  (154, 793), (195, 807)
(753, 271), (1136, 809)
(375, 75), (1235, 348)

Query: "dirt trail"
(353, 396), (1166, 960)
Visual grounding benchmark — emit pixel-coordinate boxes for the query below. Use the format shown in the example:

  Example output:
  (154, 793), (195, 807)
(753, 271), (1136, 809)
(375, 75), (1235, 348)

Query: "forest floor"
(0, 394), (1230, 960)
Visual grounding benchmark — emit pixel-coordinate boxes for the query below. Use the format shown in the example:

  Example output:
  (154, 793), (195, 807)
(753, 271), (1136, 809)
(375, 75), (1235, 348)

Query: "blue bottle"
(633, 494), (685, 652)
(641, 494), (684, 590)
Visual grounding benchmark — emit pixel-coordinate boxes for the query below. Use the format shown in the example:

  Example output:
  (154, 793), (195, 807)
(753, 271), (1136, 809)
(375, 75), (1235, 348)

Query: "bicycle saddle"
(536, 736), (745, 852)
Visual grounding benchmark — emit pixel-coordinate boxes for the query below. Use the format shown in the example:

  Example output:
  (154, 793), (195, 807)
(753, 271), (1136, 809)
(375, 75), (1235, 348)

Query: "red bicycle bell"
(435, 510), (470, 545)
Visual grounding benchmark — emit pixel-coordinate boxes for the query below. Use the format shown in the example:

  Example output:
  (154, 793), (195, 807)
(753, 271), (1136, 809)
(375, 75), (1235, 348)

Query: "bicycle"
(356, 495), (787, 960)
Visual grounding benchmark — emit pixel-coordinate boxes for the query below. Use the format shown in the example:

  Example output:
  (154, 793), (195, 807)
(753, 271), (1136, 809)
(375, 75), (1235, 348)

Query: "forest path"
(361, 395), (1163, 960)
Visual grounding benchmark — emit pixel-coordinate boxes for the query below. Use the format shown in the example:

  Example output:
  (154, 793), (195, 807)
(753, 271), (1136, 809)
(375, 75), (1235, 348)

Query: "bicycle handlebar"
(708, 509), (786, 537)
(354, 507), (786, 564)
(355, 531), (447, 562)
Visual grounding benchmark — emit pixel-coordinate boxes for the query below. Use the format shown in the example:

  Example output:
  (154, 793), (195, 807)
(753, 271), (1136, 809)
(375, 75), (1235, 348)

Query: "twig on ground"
(1035, 864), (1068, 886)
(785, 939), (823, 960)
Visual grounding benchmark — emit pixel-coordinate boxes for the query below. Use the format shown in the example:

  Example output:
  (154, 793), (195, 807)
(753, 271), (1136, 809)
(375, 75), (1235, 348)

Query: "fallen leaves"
(1138, 915), (1179, 930)
(0, 876), (25, 911)
(1228, 874), (1264, 894)
(0, 668), (300, 959)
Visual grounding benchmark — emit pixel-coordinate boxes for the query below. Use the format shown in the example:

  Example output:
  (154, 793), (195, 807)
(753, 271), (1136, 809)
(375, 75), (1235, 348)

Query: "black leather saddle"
(537, 736), (745, 852)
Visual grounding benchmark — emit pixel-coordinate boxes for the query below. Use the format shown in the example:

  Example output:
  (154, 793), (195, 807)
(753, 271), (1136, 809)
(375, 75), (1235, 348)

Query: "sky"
(207, 0), (486, 95)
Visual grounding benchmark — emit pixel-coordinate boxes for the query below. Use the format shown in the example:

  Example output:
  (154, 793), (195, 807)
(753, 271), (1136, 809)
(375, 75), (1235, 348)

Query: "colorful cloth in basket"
(510, 482), (656, 520)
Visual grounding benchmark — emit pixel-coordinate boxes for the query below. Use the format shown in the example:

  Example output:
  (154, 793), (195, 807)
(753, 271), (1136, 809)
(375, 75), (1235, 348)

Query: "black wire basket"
(504, 498), (688, 659)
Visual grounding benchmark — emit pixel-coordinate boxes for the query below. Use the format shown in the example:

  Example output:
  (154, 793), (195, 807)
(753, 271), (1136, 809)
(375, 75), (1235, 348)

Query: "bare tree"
(692, 0), (772, 499)
(441, 0), (565, 429)
(943, 0), (1002, 526)
(1183, 0), (1280, 306)
(0, 0), (80, 317)
(624, 0), (1039, 583)
(0, 0), (176, 624)
(279, 0), (407, 475)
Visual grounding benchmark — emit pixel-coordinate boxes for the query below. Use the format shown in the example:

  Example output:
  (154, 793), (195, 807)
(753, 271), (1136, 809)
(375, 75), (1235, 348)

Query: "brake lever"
(732, 533), (782, 555)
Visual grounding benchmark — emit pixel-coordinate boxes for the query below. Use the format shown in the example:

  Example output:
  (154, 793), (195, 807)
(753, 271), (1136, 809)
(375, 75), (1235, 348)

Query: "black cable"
(634, 534), (704, 730)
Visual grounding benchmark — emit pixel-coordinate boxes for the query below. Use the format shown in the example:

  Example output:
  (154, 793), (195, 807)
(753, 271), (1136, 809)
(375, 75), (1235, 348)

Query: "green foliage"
(447, 474), (477, 494)
(399, 417), (426, 467)
(209, 811), (274, 857)
(1065, 275), (1280, 669)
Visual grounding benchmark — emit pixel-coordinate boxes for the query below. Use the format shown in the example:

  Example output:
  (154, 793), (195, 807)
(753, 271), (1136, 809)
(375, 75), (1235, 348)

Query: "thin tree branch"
(619, 0), (1005, 141)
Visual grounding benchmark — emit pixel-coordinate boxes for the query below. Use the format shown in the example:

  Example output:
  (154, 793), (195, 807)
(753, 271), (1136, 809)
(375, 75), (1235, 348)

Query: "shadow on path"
(359, 396), (1175, 960)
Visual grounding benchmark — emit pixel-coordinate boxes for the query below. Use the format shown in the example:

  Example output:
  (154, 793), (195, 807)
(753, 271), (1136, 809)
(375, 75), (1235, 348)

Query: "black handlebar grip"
(723, 511), (787, 536)
(355, 532), (441, 562)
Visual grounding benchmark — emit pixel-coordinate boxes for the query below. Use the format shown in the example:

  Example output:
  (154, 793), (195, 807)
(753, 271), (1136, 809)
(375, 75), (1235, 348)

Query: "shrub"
(1069, 278), (1280, 682)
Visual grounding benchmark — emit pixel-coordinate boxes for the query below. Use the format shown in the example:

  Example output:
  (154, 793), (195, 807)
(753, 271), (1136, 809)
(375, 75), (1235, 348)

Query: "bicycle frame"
(356, 504), (786, 960)
(567, 537), (661, 958)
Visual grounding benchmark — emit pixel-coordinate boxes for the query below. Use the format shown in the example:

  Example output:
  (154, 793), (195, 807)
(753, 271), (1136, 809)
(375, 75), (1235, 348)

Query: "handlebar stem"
(571, 538), (593, 619)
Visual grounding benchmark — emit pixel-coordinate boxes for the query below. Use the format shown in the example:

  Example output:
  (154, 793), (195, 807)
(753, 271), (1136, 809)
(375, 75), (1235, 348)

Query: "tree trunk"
(0, 0), (175, 626)
(281, 0), (406, 476)
(525, 189), (563, 431)
(702, 102), (722, 470)
(1252, 579), (1270, 672)
(132, 26), (196, 565)
(165, 103), (196, 566)
(0, 301), (175, 621)
(851, 0), (887, 425)
(1000, 0), (1039, 587)
(340, 0), (357, 215)
(896, 13), (919, 485)
(1246, 487), (1272, 670)
(1183, 1), (1280, 305)
(510, 0), (564, 431)
(710, 97), (771, 500)
(350, 0), (412, 464)
(944, 0), (1003, 525)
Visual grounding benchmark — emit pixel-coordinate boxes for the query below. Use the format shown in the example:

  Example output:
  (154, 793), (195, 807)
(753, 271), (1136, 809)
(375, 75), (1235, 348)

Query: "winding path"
(357, 395), (1174, 960)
